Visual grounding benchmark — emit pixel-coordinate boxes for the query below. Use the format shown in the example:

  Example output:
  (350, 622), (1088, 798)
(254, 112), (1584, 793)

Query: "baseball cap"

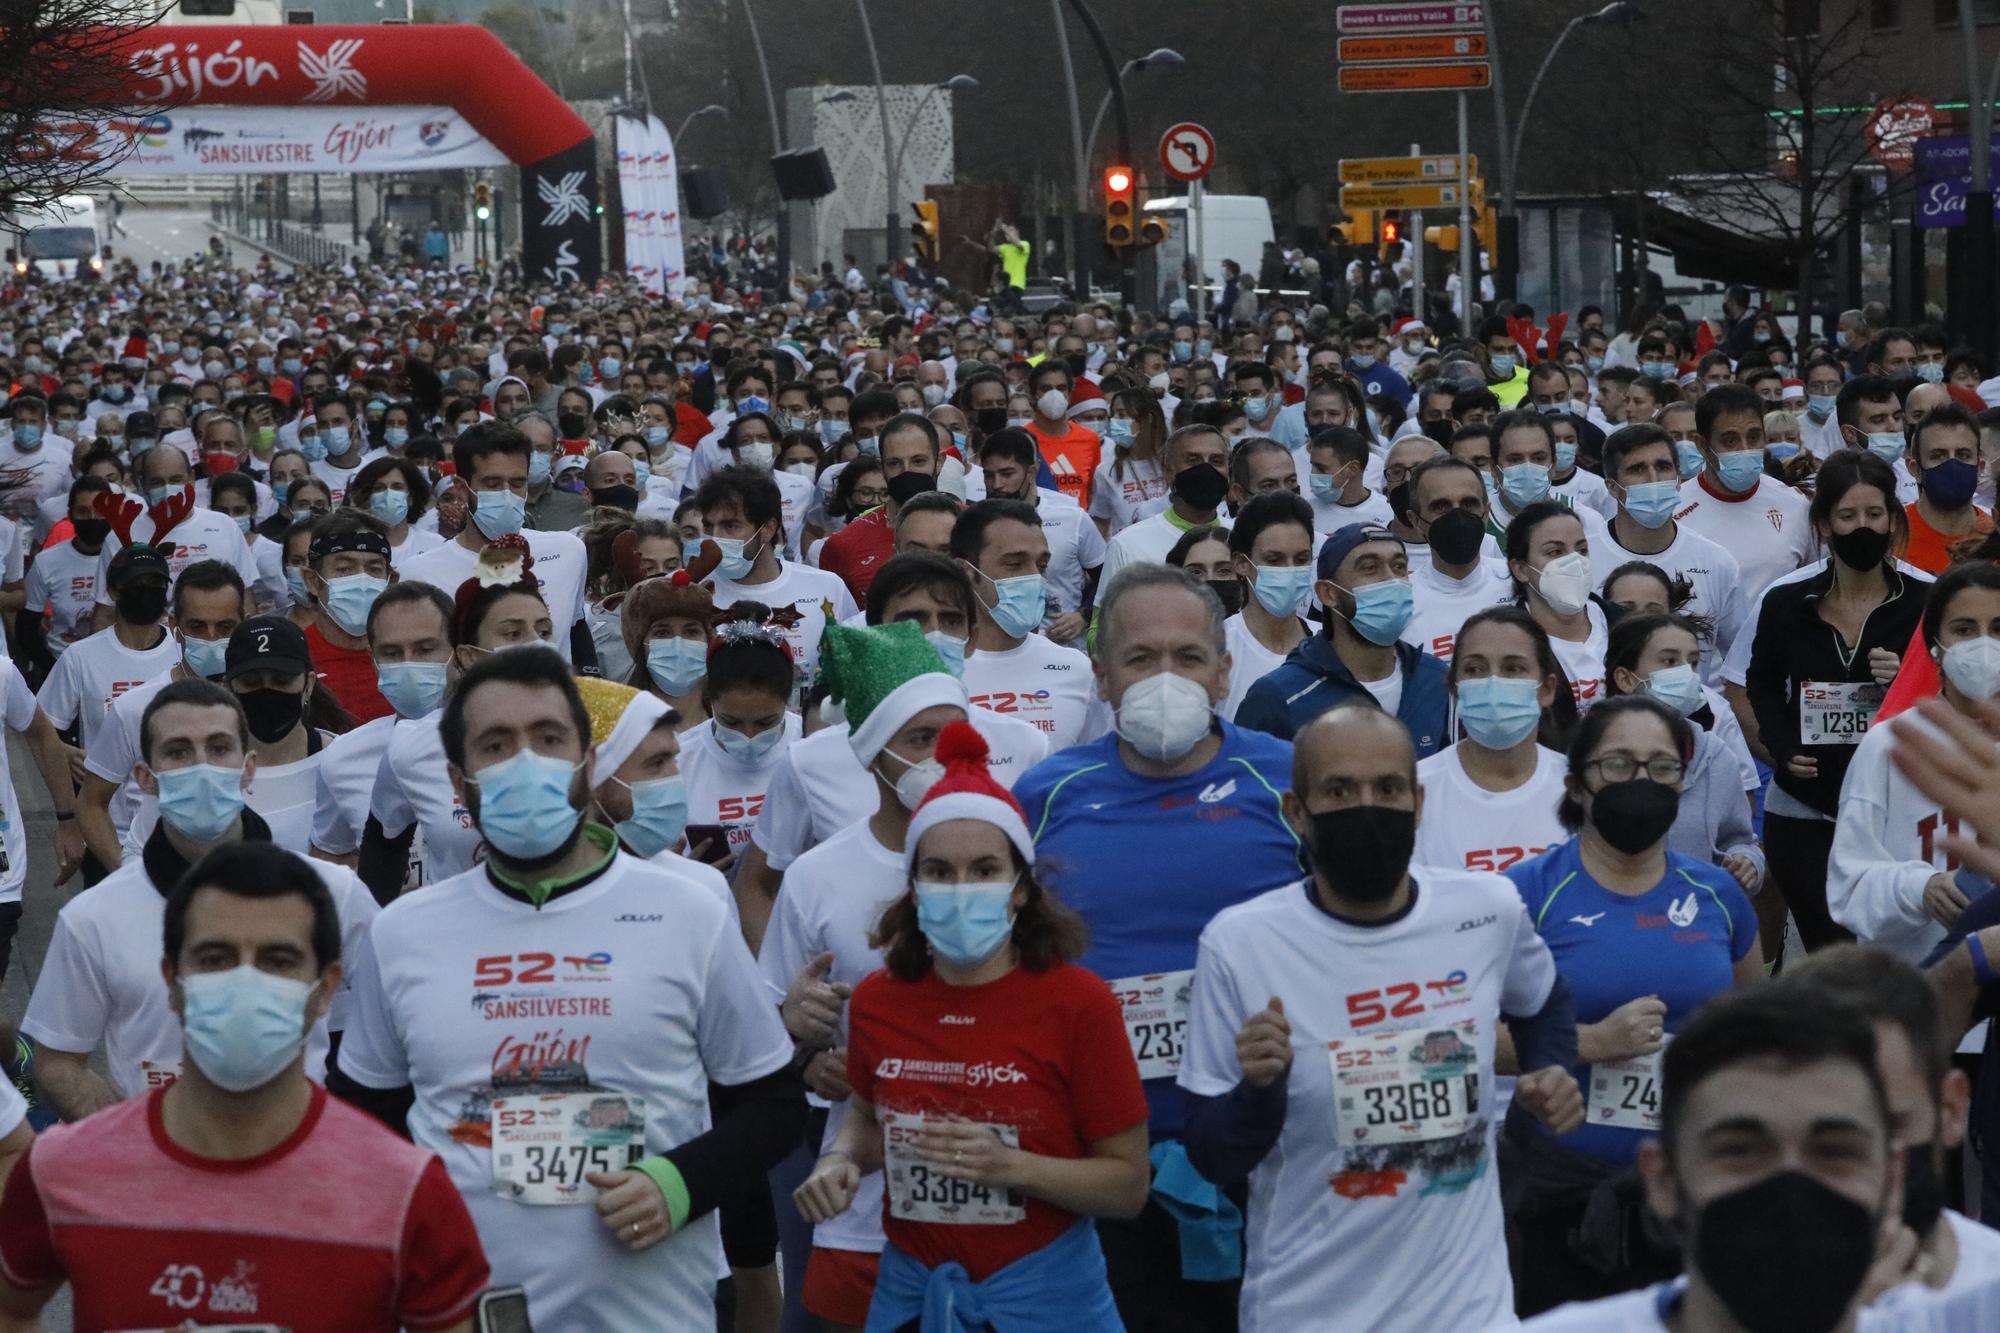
(224, 614), (313, 681)
(1317, 523), (1403, 580)
(105, 544), (170, 590)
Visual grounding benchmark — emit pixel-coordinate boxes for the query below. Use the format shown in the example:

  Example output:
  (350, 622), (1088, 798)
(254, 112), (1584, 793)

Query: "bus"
(13, 196), (103, 280)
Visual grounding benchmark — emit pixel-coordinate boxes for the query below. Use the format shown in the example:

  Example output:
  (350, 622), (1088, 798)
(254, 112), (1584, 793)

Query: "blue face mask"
(145, 484), (183, 509)
(1195, 338), (1214, 358)
(1768, 441), (1802, 461)
(369, 489), (410, 526)
(1640, 361), (1675, 380)
(129, 435), (157, 457)
(1456, 675), (1544, 749)
(384, 427), (410, 449)
(646, 637), (708, 695)
(1106, 418), (1137, 447)
(270, 479), (293, 506)
(297, 435), (328, 463)
(714, 722), (785, 765)
(818, 419), (844, 445)
(320, 423), (349, 453)
(599, 357), (623, 379)
(254, 356), (275, 376)
(633, 458), (652, 488)
(1622, 479), (1682, 529)
(915, 879), (1016, 967)
(1309, 472), (1340, 500)
(1867, 431), (1907, 465)
(1243, 394), (1270, 420)
(1350, 353), (1377, 370)
(179, 964), (314, 1092)
(155, 762), (244, 840)
(1171, 341), (1193, 363)
(1554, 440), (1579, 473)
(1339, 577), (1414, 646)
(11, 423), (42, 450)
(280, 357), (303, 377)
(1644, 662), (1704, 716)
(707, 533), (762, 580)
(735, 394), (770, 416)
(469, 748), (581, 860)
(375, 660), (447, 717)
(644, 424), (671, 448)
(181, 632), (229, 679)
(1716, 448), (1766, 493)
(1918, 362), (1945, 384)
(925, 630), (967, 678)
(1490, 354), (1516, 378)
(319, 572), (386, 636)
(471, 488), (526, 540)
(1500, 462), (1551, 508)
(614, 773), (689, 858)
(231, 513), (252, 536)
(1251, 564), (1313, 618)
(978, 569), (1045, 639)
(1806, 393), (1838, 420)
(527, 451), (552, 486)
(1673, 439), (1705, 480)
(1585, 355), (1606, 374)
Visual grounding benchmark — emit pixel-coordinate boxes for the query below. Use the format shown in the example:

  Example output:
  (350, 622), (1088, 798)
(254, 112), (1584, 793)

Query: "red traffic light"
(1105, 166), (1133, 193)
(1381, 219), (1401, 244)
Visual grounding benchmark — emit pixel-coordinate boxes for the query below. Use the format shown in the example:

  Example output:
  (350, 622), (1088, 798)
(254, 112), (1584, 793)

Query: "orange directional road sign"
(1337, 61), (1491, 93)
(1339, 178), (1486, 210)
(1338, 33), (1489, 62)
(1338, 153), (1478, 184)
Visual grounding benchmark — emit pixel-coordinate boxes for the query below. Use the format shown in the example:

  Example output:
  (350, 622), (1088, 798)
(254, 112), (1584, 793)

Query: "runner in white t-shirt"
(1675, 384), (1817, 602)
(20, 475), (109, 662)
(95, 453), (258, 605)
(675, 628), (800, 869)
(1219, 492), (1318, 720)
(1506, 501), (1613, 706)
(334, 650), (799, 1331)
(1178, 705), (1581, 1333)
(1400, 455), (1516, 664)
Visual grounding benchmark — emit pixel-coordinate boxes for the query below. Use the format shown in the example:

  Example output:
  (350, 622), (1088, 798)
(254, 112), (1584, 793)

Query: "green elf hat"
(818, 619), (967, 765)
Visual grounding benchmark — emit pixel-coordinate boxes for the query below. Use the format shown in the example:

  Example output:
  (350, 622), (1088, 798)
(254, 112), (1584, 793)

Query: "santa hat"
(121, 336), (148, 369)
(1676, 371), (1699, 388)
(578, 677), (671, 776)
(904, 721), (1034, 874)
(1392, 316), (1427, 337)
(1948, 384), (1987, 415)
(1780, 377), (1806, 403)
(817, 620), (965, 765)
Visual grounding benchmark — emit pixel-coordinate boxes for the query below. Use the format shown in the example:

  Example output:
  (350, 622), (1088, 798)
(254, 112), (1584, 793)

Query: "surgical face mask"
(614, 773), (689, 858)
(11, 423), (41, 451)
(527, 451), (552, 486)
(280, 356), (303, 377)
(1309, 472), (1342, 500)
(1768, 441), (1801, 461)
(1171, 340), (1193, 363)
(736, 440), (775, 471)
(915, 878), (1017, 967)
(375, 660), (448, 717)
(1243, 394), (1270, 420)
(179, 965), (315, 1093)
(1943, 636), (2000, 701)
(1553, 440), (1578, 473)
(318, 572), (386, 636)
(155, 762), (245, 841)
(230, 513), (252, 536)
(1105, 418), (1137, 448)
(203, 359), (226, 380)
(1500, 462), (1551, 508)
(817, 418), (845, 446)
(1005, 415), (1033, 431)
(1115, 670), (1214, 762)
(369, 489), (410, 527)
(297, 434), (328, 463)
(471, 488), (526, 540)
(1533, 552), (1595, 616)
(284, 567), (309, 606)
(181, 632), (229, 680)
(1336, 577), (1415, 645)
(1674, 439), (1705, 480)
(1866, 431), (1906, 465)
(925, 630), (967, 677)
(1250, 564), (1314, 619)
(735, 393), (771, 415)
(707, 532), (763, 581)
(1195, 338), (1214, 358)
(1622, 479), (1681, 529)
(640, 637), (707, 695)
(599, 356), (623, 379)
(1643, 663), (1704, 716)
(1806, 392), (1837, 420)
(1585, 354), (1606, 374)
(920, 383), (948, 408)
(1918, 361), (1945, 384)
(320, 423), (350, 453)
(976, 569), (1045, 639)
(1640, 360), (1674, 380)
(469, 748), (582, 860)
(644, 423), (671, 449)
(1350, 353), (1376, 370)
(383, 427), (410, 449)
(1035, 388), (1068, 419)
(1489, 353), (1516, 378)
(1456, 675), (1543, 749)
(100, 383), (130, 404)
(1716, 448), (1766, 493)
(879, 744), (946, 811)
(715, 721), (785, 765)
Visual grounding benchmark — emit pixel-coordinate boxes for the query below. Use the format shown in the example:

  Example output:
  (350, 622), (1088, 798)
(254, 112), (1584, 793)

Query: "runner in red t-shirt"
(298, 513), (394, 722)
(819, 416), (945, 607)
(795, 722), (1148, 1328)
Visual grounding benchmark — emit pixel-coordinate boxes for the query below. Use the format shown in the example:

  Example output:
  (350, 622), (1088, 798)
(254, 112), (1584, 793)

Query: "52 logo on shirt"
(473, 951), (616, 990)
(1462, 845), (1552, 873)
(1345, 971), (1470, 1028)
(717, 794), (766, 822)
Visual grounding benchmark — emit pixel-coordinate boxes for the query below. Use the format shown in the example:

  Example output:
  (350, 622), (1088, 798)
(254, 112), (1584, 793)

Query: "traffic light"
(1137, 211), (1166, 248)
(910, 200), (940, 264)
(1332, 208), (1375, 246)
(1379, 210), (1404, 259)
(1422, 207), (1497, 260)
(473, 180), (492, 222)
(1103, 164), (1135, 249)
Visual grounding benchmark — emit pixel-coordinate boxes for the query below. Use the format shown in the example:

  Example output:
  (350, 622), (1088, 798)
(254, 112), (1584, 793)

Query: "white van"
(1141, 193), (1276, 311)
(14, 195), (102, 280)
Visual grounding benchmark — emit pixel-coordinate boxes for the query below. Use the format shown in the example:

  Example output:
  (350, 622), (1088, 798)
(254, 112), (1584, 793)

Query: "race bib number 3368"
(1328, 1019), (1483, 1147)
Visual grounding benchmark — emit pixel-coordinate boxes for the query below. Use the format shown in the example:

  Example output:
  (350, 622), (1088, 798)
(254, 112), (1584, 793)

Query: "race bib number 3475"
(1328, 1019), (1483, 1147)
(492, 1092), (646, 1205)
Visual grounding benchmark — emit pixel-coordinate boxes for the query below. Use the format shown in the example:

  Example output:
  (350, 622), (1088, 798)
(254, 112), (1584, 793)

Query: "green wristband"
(633, 1155), (692, 1232)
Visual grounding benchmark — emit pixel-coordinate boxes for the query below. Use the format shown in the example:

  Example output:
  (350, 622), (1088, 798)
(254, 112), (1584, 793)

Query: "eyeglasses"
(851, 489), (889, 508)
(1585, 754), (1685, 784)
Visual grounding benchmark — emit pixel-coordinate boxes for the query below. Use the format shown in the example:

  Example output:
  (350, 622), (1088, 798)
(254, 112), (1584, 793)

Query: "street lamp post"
(1082, 49), (1185, 175)
(677, 104), (729, 146)
(888, 76), (978, 245)
(851, 0), (904, 273)
(735, 0), (791, 286)
(1049, 0), (1134, 301)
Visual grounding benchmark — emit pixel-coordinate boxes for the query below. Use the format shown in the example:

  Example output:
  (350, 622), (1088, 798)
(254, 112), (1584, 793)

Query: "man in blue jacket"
(1234, 522), (1450, 755)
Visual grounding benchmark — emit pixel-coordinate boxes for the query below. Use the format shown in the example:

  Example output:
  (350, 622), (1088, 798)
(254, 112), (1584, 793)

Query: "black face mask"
(1903, 1143), (1946, 1238)
(1172, 462), (1229, 512)
(1830, 525), (1890, 571)
(590, 484), (639, 512)
(1208, 578), (1246, 616)
(1589, 779), (1680, 855)
(558, 411), (591, 439)
(1063, 352), (1088, 377)
(1387, 480), (1414, 526)
(237, 687), (304, 744)
(1309, 805), (1416, 904)
(972, 406), (1008, 437)
(887, 470), (935, 506)
(1426, 507), (1486, 565)
(73, 517), (111, 548)
(115, 580), (168, 625)
(1689, 1170), (1878, 1333)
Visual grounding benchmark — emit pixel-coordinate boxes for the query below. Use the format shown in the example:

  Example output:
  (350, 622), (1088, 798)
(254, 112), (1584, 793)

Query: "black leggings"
(1764, 813), (1850, 954)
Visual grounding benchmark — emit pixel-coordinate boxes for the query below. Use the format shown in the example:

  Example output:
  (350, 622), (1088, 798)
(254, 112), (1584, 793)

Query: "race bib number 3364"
(882, 1110), (1026, 1226)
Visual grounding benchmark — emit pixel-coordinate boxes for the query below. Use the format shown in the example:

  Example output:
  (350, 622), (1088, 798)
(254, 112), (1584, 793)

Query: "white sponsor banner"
(615, 113), (686, 300)
(103, 104), (508, 175)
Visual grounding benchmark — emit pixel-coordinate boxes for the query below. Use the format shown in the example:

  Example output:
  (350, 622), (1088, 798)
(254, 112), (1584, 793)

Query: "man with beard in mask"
(25, 680), (378, 1125)
(1102, 425), (1233, 584)
(308, 391), (367, 505)
(1785, 946), (2000, 1314)
(1009, 563), (1299, 1332)
(299, 512), (394, 723)
(583, 448), (642, 515)
(1521, 984), (1933, 1331)
(1235, 523), (1450, 754)
(1399, 456), (1515, 664)
(819, 415), (943, 605)
(1180, 703), (1581, 1333)
(0, 840), (483, 1330)
(333, 647), (804, 1331)
(971, 428), (1105, 645)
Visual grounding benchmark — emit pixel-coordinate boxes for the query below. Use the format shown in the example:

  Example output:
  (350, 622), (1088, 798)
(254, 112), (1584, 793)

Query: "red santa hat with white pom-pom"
(903, 721), (1035, 874)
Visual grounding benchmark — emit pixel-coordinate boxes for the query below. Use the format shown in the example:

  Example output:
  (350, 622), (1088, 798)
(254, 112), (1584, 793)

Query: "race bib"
(491, 1092), (646, 1205)
(881, 1110), (1026, 1226)
(1329, 1019), (1483, 1147)
(1588, 1047), (1666, 1132)
(1800, 680), (1884, 747)
(140, 1058), (181, 1090)
(1110, 969), (1193, 1080)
